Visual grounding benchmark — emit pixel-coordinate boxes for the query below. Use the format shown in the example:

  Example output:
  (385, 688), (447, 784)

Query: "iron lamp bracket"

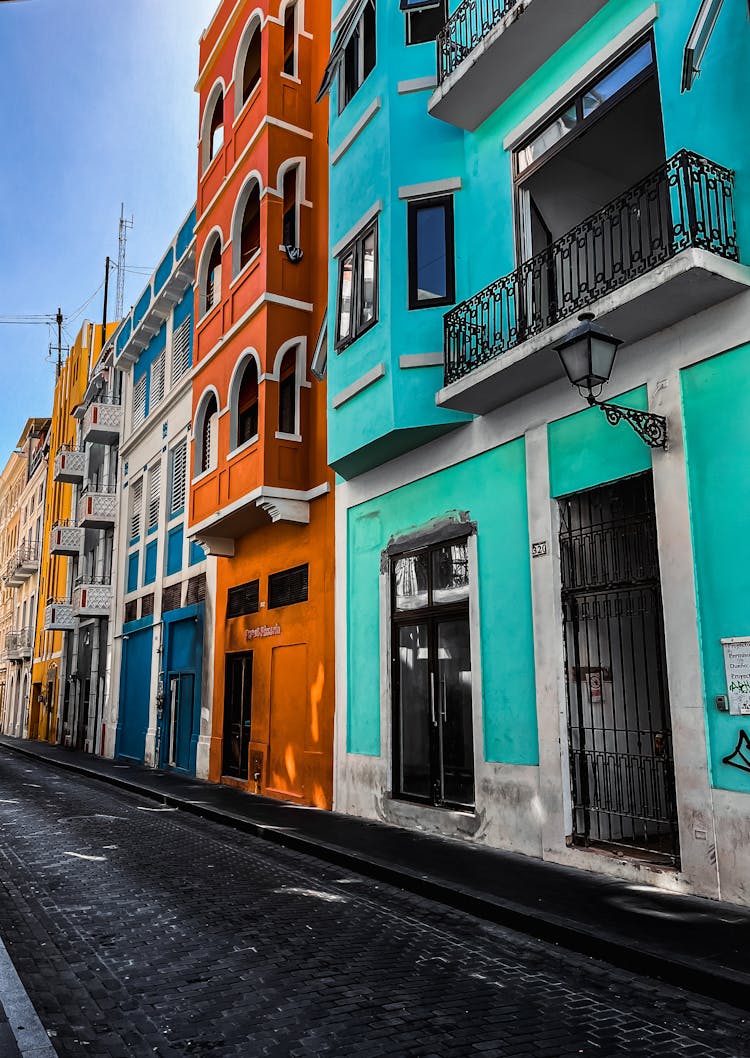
(587, 396), (668, 449)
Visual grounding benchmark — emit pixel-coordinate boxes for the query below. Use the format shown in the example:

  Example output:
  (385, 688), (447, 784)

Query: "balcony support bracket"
(590, 397), (667, 449)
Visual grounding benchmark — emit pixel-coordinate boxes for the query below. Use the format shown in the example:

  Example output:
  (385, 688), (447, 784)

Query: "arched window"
(201, 236), (223, 316)
(238, 20), (262, 111)
(278, 347), (297, 435)
(209, 92), (224, 161)
(283, 2), (297, 76)
(196, 392), (219, 475)
(282, 165), (298, 248)
(237, 359), (259, 446)
(239, 183), (261, 271)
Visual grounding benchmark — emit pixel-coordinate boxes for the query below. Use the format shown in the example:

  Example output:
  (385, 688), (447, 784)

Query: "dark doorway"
(559, 472), (680, 865)
(392, 540), (475, 811)
(223, 652), (253, 779)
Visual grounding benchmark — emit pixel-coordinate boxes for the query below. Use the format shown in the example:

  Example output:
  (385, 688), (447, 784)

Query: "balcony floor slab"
(437, 249), (750, 415)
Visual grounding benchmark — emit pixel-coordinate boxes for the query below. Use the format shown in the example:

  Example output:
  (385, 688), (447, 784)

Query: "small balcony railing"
(73, 575), (113, 618)
(77, 482), (118, 529)
(444, 151), (738, 385)
(45, 599), (75, 631)
(50, 521), (85, 557)
(2, 542), (40, 585)
(437, 0), (520, 83)
(5, 628), (33, 661)
(81, 395), (122, 446)
(54, 444), (86, 484)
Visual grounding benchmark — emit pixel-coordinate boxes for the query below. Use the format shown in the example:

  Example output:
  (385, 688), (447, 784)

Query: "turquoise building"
(323, 0), (750, 905)
(106, 210), (214, 778)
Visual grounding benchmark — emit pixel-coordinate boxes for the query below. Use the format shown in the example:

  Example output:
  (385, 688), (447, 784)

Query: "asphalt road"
(0, 747), (747, 1058)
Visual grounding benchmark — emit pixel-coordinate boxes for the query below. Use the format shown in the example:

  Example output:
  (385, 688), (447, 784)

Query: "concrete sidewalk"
(2, 735), (749, 1013)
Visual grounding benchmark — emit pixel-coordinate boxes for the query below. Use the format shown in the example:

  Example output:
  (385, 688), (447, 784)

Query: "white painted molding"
(331, 200), (383, 258)
(332, 362), (386, 409)
(398, 177), (462, 200)
(331, 97), (382, 166)
(399, 352), (444, 369)
(397, 76), (438, 95)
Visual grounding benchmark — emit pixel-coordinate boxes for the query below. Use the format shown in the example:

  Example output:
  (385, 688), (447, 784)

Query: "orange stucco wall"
(192, 0), (334, 807)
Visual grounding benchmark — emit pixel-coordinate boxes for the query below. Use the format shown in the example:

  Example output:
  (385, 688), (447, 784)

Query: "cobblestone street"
(0, 747), (747, 1058)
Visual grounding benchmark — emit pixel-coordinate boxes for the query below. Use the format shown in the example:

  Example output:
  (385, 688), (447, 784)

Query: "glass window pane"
(337, 251), (353, 341)
(358, 229), (376, 329)
(582, 41), (653, 117)
(517, 104), (577, 173)
(432, 542), (469, 605)
(438, 619), (474, 808)
(394, 554), (428, 611)
(398, 624), (431, 799)
(415, 204), (447, 302)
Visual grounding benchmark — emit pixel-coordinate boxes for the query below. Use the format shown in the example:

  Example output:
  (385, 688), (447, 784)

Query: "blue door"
(116, 626), (153, 762)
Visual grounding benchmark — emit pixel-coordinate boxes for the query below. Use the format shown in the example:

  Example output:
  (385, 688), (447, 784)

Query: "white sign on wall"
(721, 637), (750, 715)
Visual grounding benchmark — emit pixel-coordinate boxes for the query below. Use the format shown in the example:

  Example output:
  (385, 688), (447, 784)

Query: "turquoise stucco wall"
(347, 437), (537, 766)
(682, 344), (750, 796)
(547, 387), (651, 498)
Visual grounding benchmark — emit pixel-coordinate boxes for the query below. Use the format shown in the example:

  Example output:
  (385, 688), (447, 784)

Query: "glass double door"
(223, 652), (253, 779)
(394, 616), (474, 810)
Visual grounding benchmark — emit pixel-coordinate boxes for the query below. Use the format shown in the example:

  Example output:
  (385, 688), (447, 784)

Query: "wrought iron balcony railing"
(444, 151), (738, 386)
(437, 0), (521, 84)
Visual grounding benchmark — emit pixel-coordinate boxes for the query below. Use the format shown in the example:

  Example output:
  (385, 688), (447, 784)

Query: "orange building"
(188, 1), (334, 808)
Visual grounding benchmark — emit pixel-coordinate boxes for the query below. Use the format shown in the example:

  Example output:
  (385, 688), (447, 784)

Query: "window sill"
(191, 466), (216, 486)
(201, 145), (225, 182)
(280, 72), (301, 85)
(275, 431), (302, 443)
(233, 79), (262, 126)
(230, 250), (262, 290)
(226, 434), (260, 461)
(197, 300), (223, 329)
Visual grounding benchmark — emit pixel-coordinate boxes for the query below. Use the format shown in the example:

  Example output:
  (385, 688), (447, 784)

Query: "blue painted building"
(324, 0), (750, 906)
(106, 209), (215, 777)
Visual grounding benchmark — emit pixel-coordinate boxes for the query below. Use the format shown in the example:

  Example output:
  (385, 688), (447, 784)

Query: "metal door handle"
(440, 675), (447, 723)
(430, 672), (436, 726)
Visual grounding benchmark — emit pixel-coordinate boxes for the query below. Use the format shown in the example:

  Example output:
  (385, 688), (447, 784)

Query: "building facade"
(35, 319), (120, 751)
(187, 0), (335, 807)
(107, 210), (215, 777)
(0, 420), (49, 736)
(326, 0), (750, 905)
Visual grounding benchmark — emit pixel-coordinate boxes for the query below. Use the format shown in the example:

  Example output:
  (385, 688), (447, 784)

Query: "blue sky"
(0, 0), (217, 455)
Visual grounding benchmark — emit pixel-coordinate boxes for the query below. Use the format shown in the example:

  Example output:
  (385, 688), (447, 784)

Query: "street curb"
(3, 739), (749, 1013)
(0, 915), (59, 1057)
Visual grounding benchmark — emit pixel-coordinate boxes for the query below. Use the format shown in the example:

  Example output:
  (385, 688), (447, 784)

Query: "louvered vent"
(268, 564), (308, 609)
(227, 579), (259, 618)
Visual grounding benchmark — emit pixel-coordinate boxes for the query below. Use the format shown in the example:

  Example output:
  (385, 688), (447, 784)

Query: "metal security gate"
(559, 473), (680, 865)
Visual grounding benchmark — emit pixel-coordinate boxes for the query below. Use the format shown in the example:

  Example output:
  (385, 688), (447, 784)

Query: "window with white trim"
(336, 220), (378, 350)
(171, 317), (191, 385)
(151, 350), (166, 410)
(147, 462), (160, 534)
(278, 347), (298, 435)
(132, 374), (147, 428)
(240, 22), (262, 106)
(283, 2), (297, 75)
(197, 393), (219, 475)
(169, 441), (187, 518)
(282, 165), (299, 249)
(129, 478), (143, 542)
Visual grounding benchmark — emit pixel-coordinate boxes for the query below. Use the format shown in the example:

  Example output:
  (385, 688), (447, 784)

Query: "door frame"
(222, 650), (254, 780)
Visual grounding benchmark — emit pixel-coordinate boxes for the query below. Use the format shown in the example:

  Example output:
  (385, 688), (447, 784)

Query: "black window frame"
(268, 564), (309, 609)
(407, 194), (455, 311)
(335, 219), (379, 351)
(227, 579), (260, 618)
(338, 0), (376, 114)
(401, 0), (447, 47)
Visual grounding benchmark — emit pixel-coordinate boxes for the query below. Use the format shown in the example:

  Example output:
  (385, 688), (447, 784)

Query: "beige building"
(0, 419), (51, 737)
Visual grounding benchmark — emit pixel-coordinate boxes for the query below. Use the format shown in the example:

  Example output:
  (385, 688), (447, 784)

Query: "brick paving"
(0, 747), (747, 1058)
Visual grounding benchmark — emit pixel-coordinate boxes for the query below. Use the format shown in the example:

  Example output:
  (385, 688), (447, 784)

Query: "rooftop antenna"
(115, 203), (134, 320)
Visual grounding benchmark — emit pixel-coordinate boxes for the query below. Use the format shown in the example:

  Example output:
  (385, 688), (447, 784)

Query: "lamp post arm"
(586, 396), (668, 449)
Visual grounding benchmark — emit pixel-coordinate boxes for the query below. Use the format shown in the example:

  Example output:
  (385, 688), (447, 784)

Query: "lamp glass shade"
(590, 335), (618, 386)
(557, 335), (593, 388)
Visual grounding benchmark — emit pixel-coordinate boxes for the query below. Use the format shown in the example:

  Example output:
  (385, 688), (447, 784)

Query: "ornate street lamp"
(554, 313), (667, 448)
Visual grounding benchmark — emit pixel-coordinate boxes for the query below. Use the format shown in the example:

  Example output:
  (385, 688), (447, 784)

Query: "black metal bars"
(444, 151), (738, 385)
(437, 0), (521, 84)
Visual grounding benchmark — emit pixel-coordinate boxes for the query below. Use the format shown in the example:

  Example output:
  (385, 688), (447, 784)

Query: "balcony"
(50, 522), (85, 557)
(438, 152), (750, 414)
(77, 483), (118, 530)
(430, 0), (609, 130)
(45, 599), (75, 631)
(3, 542), (40, 586)
(81, 396), (122, 446)
(54, 445), (86, 484)
(5, 629), (33, 661)
(73, 577), (113, 619)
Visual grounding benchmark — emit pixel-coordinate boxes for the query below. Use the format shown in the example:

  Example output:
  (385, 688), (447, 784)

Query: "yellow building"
(30, 321), (111, 742)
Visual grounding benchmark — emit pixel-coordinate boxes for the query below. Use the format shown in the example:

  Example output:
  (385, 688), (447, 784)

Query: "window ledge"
(230, 249), (262, 290)
(275, 431), (302, 443)
(226, 435), (260, 461)
(280, 72), (302, 85)
(233, 79), (262, 126)
(201, 145), (225, 182)
(191, 466), (216, 486)
(197, 300), (223, 329)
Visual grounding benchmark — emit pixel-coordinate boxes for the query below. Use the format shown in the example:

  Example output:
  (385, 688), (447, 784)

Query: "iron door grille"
(559, 473), (680, 866)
